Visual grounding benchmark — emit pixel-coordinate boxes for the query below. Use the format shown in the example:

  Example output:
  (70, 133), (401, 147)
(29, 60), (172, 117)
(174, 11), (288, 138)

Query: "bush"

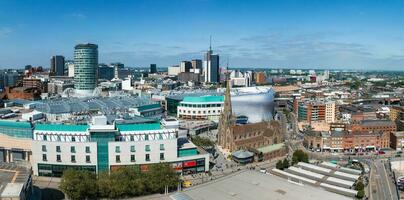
(276, 160), (284, 170)
(292, 150), (309, 165)
(282, 159), (290, 169)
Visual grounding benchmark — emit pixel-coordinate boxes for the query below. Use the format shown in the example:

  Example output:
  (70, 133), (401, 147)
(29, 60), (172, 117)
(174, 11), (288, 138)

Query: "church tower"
(218, 74), (235, 150)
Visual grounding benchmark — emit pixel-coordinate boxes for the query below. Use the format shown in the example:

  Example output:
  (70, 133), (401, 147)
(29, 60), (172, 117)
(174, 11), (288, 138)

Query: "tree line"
(59, 163), (179, 200)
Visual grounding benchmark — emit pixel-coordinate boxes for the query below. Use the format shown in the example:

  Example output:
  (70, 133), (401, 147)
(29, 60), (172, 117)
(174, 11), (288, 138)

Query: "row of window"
(41, 144), (166, 154)
(114, 144), (165, 153)
(115, 153), (165, 163)
(179, 103), (222, 108)
(41, 153), (166, 163)
(40, 135), (88, 142)
(42, 154), (91, 163)
(178, 109), (222, 115)
(42, 145), (91, 153)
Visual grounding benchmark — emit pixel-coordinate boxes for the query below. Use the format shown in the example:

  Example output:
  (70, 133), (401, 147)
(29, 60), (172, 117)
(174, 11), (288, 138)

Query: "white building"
(168, 66), (181, 76)
(325, 101), (336, 123)
(30, 119), (209, 177)
(177, 95), (224, 121)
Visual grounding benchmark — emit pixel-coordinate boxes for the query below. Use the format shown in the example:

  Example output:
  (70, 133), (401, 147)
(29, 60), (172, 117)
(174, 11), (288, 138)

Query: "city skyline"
(1, 0), (404, 70)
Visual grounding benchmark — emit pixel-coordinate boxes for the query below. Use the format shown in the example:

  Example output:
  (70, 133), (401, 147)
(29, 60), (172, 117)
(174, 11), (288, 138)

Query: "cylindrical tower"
(74, 43), (98, 96)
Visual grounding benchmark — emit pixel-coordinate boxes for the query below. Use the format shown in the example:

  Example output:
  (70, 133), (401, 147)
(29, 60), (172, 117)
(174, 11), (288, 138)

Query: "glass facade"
(74, 43), (98, 92)
(38, 163), (96, 177)
(90, 131), (115, 172)
(0, 121), (33, 138)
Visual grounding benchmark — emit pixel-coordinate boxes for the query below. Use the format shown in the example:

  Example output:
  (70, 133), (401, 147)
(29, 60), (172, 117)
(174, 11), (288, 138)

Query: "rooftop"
(361, 119), (395, 126)
(256, 143), (285, 154)
(182, 95), (224, 103)
(174, 170), (350, 200)
(35, 124), (89, 132)
(117, 122), (161, 132)
(0, 120), (32, 129)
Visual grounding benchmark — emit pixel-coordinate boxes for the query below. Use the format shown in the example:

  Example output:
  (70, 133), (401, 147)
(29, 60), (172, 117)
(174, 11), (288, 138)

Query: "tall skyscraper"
(74, 43), (98, 95)
(150, 64), (157, 74)
(204, 37), (219, 83)
(191, 59), (202, 73)
(50, 55), (65, 76)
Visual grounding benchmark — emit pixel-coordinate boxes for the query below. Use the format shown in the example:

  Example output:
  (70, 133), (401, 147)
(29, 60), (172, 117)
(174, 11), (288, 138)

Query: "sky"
(0, 0), (404, 70)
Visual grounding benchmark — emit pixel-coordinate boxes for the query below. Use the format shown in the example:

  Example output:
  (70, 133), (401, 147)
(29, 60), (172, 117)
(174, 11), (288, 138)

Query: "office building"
(204, 40), (219, 83)
(298, 100), (336, 123)
(98, 64), (114, 80)
(74, 43), (98, 96)
(168, 65), (181, 76)
(180, 61), (192, 73)
(50, 55), (65, 76)
(150, 64), (157, 74)
(191, 59), (202, 73)
(66, 60), (75, 77)
(111, 62), (124, 79)
(255, 72), (266, 84)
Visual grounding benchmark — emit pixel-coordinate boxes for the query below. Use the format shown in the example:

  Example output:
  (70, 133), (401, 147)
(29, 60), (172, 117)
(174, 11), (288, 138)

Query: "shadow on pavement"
(40, 187), (65, 200)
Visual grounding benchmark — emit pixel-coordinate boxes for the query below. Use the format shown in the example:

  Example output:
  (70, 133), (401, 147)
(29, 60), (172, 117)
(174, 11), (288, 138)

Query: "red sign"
(183, 160), (196, 168)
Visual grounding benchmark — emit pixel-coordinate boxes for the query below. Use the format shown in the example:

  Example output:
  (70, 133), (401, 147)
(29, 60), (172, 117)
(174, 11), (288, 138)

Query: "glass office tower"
(74, 43), (98, 96)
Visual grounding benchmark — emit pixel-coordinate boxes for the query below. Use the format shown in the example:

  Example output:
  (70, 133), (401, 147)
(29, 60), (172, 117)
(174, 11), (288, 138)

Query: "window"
(42, 154), (47, 161)
(71, 155), (76, 162)
(56, 155), (61, 162)
(130, 145), (136, 152)
(71, 136), (76, 142)
(116, 155), (121, 163)
(71, 146), (76, 153)
(145, 154), (150, 161)
(57, 135), (61, 141)
(145, 135), (149, 141)
(158, 134), (163, 140)
(145, 145), (151, 152)
(56, 146), (61, 153)
(86, 155), (91, 163)
(85, 146), (90, 153)
(160, 153), (165, 160)
(42, 145), (47, 152)
(43, 135), (47, 141)
(160, 144), (165, 150)
(130, 135), (134, 141)
(131, 155), (136, 162)
(115, 146), (120, 153)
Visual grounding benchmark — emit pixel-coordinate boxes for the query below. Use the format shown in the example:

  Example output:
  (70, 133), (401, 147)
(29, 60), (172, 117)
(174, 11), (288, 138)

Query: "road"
(369, 159), (398, 200)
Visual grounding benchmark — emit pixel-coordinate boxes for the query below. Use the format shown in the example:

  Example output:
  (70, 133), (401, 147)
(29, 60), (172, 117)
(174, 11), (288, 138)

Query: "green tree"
(356, 189), (365, 199)
(355, 180), (365, 191)
(282, 159), (290, 169)
(97, 171), (112, 198)
(146, 163), (179, 193)
(59, 169), (98, 200)
(191, 136), (215, 148)
(276, 160), (284, 170)
(292, 150), (309, 165)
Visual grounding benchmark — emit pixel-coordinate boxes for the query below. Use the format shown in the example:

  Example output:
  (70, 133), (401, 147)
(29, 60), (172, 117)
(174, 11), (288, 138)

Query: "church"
(217, 80), (287, 161)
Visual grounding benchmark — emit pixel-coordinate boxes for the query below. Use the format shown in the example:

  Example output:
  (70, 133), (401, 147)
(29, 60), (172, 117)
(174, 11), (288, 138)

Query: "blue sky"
(1, 0), (404, 70)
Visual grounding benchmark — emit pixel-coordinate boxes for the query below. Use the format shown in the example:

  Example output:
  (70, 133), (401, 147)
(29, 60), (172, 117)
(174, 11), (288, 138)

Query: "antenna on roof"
(209, 35), (212, 51)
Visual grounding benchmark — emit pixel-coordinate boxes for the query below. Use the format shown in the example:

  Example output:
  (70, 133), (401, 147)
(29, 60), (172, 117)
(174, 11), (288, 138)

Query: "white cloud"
(0, 27), (12, 38)
(67, 13), (87, 19)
